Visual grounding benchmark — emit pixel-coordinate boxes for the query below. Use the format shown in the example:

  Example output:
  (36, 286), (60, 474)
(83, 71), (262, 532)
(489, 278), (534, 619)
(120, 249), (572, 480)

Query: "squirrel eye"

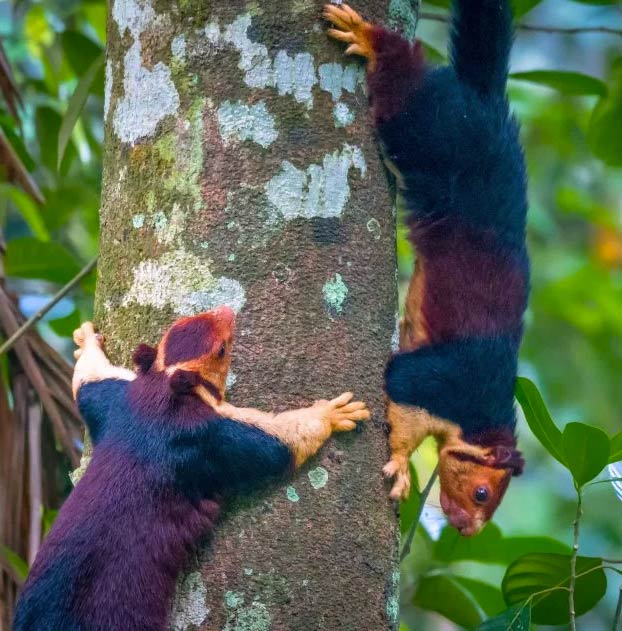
(217, 343), (226, 359)
(474, 486), (489, 504)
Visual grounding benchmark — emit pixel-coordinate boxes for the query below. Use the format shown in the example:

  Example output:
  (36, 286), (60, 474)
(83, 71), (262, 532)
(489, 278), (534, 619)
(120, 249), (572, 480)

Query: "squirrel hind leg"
(323, 4), (377, 70)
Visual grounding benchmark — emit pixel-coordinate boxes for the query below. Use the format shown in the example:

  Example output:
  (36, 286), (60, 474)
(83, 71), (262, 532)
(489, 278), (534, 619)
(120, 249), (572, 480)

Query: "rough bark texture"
(97, 1), (398, 629)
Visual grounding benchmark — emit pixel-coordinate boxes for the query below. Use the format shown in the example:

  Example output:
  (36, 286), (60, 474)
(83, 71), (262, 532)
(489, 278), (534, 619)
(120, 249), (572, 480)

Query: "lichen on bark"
(97, 1), (399, 628)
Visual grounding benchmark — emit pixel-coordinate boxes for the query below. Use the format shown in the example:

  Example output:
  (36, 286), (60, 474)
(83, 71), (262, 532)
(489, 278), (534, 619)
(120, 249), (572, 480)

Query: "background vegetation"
(0, 0), (620, 629)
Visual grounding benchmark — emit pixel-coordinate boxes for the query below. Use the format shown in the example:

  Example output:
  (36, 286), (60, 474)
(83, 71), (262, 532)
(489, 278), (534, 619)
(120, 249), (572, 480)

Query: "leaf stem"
(569, 489), (583, 631)
(613, 582), (622, 631)
(400, 465), (439, 562)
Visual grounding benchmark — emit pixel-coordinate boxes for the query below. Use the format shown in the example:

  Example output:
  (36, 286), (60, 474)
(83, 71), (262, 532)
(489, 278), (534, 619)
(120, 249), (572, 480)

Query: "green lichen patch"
(307, 466), (329, 490)
(388, 0), (419, 42)
(224, 590), (245, 609)
(170, 571), (210, 630)
(366, 217), (382, 240)
(385, 568), (400, 624)
(223, 601), (271, 631)
(121, 250), (246, 316)
(285, 486), (300, 502)
(322, 273), (348, 317)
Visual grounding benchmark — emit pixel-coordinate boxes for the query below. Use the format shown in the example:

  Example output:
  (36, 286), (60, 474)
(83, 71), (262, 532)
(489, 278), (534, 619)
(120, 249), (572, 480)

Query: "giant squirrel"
(13, 310), (369, 630)
(325, 0), (528, 536)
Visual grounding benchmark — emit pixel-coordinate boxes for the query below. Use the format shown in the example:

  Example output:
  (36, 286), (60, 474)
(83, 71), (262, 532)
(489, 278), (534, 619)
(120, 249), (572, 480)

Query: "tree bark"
(98, 1), (398, 629)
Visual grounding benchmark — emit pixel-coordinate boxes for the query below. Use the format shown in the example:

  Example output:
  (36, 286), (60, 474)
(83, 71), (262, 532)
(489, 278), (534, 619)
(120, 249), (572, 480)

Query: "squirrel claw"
(383, 457), (411, 501)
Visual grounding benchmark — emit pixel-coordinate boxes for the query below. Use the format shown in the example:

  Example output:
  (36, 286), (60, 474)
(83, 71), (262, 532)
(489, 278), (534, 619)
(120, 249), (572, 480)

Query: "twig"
(413, 0), (421, 32)
(0, 256), (97, 356)
(27, 404), (42, 566)
(400, 465), (439, 562)
(569, 489), (583, 631)
(613, 582), (622, 631)
(0, 292), (80, 466)
(419, 11), (622, 36)
(0, 556), (24, 587)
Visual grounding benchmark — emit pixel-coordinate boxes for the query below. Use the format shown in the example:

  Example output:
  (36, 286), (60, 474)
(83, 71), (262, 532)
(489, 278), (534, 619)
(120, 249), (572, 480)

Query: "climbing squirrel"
(13, 308), (369, 631)
(325, 0), (527, 536)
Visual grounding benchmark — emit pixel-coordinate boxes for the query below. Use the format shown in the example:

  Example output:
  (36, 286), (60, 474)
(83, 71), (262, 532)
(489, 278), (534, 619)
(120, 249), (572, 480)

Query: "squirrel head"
(132, 306), (236, 401)
(438, 437), (523, 536)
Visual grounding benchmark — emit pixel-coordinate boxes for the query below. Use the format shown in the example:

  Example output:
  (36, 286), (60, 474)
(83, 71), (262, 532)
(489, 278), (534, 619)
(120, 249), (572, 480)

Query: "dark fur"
(13, 374), (293, 631)
(379, 0), (529, 446)
(164, 318), (216, 365)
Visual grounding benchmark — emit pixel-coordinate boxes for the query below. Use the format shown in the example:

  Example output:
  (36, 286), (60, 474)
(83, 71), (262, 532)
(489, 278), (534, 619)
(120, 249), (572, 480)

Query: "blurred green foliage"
(0, 0), (620, 629)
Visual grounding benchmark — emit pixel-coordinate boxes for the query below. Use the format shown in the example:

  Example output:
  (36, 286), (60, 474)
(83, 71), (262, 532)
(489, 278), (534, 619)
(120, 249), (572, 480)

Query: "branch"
(0, 291), (80, 466)
(400, 465), (439, 562)
(0, 256), (97, 356)
(569, 489), (583, 631)
(613, 582), (622, 631)
(27, 404), (42, 566)
(419, 11), (622, 36)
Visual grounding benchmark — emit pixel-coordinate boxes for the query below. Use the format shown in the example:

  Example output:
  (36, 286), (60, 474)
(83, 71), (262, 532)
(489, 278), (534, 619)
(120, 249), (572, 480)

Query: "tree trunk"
(98, 1), (398, 629)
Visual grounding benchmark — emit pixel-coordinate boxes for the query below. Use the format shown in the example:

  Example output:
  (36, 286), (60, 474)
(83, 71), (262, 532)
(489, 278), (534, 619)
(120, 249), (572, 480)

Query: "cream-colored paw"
(318, 391), (371, 433)
(383, 456), (411, 501)
(73, 322), (103, 359)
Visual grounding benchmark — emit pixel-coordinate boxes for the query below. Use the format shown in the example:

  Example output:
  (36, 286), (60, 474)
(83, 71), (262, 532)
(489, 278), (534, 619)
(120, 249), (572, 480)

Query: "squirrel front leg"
(215, 393), (370, 468)
(72, 322), (136, 398)
(383, 401), (432, 500)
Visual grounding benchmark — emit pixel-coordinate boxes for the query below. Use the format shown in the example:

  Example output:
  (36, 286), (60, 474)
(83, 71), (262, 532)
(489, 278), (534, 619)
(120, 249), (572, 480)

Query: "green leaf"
(35, 106), (61, 172)
(60, 31), (104, 78)
(502, 553), (607, 625)
(48, 309), (81, 338)
(512, 0), (543, 17)
(434, 522), (570, 566)
(588, 59), (622, 166)
(0, 184), (49, 241)
(413, 574), (483, 629)
(454, 577), (505, 617)
(510, 71), (607, 96)
(420, 41), (446, 64)
(0, 545), (28, 581)
(5, 237), (80, 284)
(475, 605), (530, 631)
(422, 0), (450, 8)
(515, 377), (564, 465)
(0, 118), (36, 171)
(58, 52), (105, 169)
(562, 422), (610, 487)
(609, 433), (622, 463)
(421, 0), (542, 16)
(400, 461), (420, 534)
(42, 508), (59, 537)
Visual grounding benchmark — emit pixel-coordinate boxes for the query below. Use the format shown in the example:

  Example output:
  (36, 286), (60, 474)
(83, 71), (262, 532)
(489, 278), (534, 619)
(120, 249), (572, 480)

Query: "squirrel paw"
(383, 456), (411, 501)
(323, 3), (376, 68)
(316, 391), (371, 432)
(73, 322), (104, 360)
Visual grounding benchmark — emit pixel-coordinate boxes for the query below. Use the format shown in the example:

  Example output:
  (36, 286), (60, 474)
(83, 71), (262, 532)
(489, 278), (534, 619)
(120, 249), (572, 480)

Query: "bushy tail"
(449, 0), (513, 96)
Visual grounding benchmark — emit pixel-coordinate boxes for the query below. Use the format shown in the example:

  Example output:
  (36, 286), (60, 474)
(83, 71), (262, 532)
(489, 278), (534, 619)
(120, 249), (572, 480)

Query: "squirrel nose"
(211, 305), (235, 326)
(441, 492), (477, 534)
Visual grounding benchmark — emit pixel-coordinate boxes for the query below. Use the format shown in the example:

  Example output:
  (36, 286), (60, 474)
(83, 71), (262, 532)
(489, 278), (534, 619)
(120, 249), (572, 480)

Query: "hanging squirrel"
(325, 0), (527, 536)
(13, 308), (369, 631)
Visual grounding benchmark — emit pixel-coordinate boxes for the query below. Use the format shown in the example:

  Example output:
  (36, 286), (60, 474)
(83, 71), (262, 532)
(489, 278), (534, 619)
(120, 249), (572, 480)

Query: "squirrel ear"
(492, 445), (524, 476)
(133, 344), (158, 373)
(493, 445), (512, 464)
(169, 369), (200, 396)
